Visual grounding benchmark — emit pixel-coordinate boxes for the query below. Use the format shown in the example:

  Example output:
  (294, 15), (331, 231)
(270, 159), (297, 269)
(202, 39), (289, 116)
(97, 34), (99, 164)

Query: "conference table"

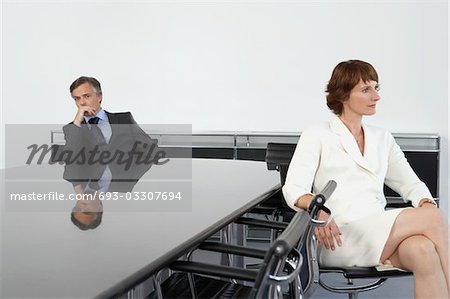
(1, 158), (279, 298)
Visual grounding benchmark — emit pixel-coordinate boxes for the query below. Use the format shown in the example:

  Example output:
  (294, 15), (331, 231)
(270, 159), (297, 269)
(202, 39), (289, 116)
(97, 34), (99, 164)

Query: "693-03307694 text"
(9, 191), (183, 201)
(97, 191), (183, 201)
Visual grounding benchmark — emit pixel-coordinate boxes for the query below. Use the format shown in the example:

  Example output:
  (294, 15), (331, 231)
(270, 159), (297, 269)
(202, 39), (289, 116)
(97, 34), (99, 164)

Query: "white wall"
(1, 0), (448, 212)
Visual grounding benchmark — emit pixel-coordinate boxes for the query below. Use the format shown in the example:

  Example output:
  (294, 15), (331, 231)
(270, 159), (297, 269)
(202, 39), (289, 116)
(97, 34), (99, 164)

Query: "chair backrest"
(265, 142), (297, 185)
(265, 142), (297, 212)
(251, 209), (311, 299)
(266, 143), (337, 298)
(251, 180), (337, 299)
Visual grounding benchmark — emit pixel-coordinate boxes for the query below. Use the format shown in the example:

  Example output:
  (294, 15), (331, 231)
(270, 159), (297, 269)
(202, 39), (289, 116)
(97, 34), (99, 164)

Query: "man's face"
(71, 82), (102, 115)
(72, 199), (103, 226)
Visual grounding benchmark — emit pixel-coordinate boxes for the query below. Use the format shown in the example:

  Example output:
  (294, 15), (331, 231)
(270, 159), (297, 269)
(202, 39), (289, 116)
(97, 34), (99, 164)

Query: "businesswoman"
(282, 60), (448, 298)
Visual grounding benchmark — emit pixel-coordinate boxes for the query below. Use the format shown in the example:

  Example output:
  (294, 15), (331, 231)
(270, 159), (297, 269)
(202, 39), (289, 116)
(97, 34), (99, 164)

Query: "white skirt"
(318, 207), (410, 267)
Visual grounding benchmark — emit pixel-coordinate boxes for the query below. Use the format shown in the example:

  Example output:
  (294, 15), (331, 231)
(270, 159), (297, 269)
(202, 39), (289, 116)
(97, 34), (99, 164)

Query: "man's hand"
(74, 184), (84, 195)
(314, 210), (342, 251)
(73, 106), (97, 126)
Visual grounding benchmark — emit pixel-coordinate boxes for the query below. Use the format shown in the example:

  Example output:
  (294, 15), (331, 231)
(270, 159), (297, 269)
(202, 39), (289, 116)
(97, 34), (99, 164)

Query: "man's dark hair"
(71, 211), (103, 230)
(70, 76), (102, 95)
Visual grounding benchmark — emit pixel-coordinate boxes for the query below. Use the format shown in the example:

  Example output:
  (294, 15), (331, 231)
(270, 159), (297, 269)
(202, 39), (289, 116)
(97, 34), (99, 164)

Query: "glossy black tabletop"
(1, 159), (279, 298)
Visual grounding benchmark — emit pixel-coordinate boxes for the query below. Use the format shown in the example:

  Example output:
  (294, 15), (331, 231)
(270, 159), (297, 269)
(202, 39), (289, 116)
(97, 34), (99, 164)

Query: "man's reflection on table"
(65, 142), (162, 230)
(67, 144), (160, 230)
(71, 188), (103, 230)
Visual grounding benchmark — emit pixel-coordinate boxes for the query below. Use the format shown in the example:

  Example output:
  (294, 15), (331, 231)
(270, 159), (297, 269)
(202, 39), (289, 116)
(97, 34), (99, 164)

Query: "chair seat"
(321, 266), (412, 279)
(147, 272), (253, 299)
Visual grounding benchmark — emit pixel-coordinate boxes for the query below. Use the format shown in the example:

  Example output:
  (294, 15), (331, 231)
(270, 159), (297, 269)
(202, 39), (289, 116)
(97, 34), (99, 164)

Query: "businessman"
(62, 76), (160, 193)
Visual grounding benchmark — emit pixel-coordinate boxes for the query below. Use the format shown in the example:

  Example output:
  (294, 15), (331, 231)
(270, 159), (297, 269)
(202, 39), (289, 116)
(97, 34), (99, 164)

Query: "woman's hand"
(295, 194), (342, 250)
(314, 210), (342, 251)
(418, 198), (437, 208)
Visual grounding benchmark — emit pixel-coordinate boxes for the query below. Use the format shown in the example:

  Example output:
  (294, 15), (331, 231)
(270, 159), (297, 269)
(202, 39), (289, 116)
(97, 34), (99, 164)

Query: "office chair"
(238, 143), (297, 239)
(264, 142), (413, 299)
(147, 182), (337, 299)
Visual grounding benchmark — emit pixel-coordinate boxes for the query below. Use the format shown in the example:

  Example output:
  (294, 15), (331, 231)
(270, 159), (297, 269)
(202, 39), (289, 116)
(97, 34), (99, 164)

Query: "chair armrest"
(199, 241), (266, 259)
(170, 261), (258, 282)
(385, 197), (413, 209)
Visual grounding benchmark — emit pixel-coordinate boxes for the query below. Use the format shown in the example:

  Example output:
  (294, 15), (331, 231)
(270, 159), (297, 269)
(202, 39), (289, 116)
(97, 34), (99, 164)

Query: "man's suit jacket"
(61, 111), (158, 192)
(282, 116), (432, 224)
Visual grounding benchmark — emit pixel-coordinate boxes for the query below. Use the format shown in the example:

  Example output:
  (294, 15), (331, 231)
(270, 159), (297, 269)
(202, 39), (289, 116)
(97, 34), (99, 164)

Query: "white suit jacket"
(282, 116), (432, 224)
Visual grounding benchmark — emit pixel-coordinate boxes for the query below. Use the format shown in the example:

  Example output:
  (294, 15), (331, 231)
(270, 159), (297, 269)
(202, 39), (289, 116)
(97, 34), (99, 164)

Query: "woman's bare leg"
(380, 207), (449, 295)
(388, 235), (448, 298)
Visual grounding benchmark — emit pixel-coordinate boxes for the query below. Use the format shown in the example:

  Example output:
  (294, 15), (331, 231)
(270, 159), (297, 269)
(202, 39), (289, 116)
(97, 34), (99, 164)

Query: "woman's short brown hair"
(326, 60), (378, 115)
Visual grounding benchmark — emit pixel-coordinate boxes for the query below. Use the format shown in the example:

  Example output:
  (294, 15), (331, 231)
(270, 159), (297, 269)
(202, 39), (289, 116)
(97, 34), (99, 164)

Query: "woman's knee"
(422, 208), (447, 235)
(398, 236), (440, 273)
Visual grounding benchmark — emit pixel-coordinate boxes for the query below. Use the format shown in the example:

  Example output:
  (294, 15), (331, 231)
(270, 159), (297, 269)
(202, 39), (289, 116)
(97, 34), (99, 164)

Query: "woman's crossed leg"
(380, 206), (449, 298)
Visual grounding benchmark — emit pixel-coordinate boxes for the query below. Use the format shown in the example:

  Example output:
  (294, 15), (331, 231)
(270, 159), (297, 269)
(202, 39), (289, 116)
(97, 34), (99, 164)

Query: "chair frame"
(163, 210), (313, 299)
(152, 182), (337, 299)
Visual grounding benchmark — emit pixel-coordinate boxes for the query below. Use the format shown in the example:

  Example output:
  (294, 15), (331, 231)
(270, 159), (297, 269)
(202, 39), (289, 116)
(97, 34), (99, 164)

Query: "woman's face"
(342, 79), (380, 117)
